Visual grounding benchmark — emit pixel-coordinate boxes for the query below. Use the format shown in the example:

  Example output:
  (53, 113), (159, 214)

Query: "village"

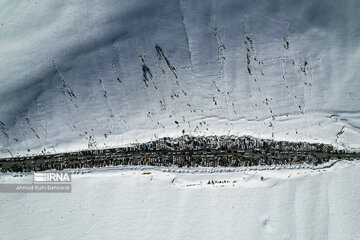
(0, 135), (358, 172)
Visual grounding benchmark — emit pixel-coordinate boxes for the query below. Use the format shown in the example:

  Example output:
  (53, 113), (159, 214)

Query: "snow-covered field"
(0, 160), (359, 240)
(1, 0), (360, 157)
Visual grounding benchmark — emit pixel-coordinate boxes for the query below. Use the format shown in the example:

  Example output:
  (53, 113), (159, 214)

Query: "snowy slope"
(0, 0), (360, 157)
(0, 160), (359, 240)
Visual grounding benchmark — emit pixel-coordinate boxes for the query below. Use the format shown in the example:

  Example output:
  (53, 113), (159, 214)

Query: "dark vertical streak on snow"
(53, 60), (77, 101)
(155, 44), (178, 79)
(336, 126), (345, 143)
(283, 37), (289, 49)
(140, 55), (153, 87)
(98, 78), (115, 121)
(0, 120), (18, 142)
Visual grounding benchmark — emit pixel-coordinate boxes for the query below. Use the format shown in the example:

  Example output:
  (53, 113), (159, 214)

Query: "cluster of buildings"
(0, 135), (357, 172)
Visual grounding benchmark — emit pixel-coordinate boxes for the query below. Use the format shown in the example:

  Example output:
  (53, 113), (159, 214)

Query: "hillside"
(1, 0), (359, 157)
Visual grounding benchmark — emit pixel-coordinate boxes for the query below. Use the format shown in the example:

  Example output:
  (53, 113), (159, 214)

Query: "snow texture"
(0, 160), (359, 240)
(0, 0), (360, 157)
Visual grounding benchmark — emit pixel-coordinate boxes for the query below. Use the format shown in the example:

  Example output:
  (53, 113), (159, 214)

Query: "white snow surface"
(0, 0), (360, 157)
(0, 160), (359, 240)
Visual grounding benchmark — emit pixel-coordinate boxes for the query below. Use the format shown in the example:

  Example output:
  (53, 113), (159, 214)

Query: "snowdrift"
(0, 160), (359, 239)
